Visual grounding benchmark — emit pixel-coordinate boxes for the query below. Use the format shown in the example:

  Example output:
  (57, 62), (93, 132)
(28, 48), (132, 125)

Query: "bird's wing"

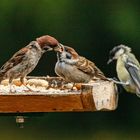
(76, 56), (95, 74)
(76, 56), (107, 80)
(125, 56), (140, 95)
(0, 47), (29, 74)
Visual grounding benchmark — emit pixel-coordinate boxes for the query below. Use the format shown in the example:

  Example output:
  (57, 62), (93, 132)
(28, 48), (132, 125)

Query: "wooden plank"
(0, 93), (83, 113)
(0, 77), (118, 113)
(80, 85), (95, 111)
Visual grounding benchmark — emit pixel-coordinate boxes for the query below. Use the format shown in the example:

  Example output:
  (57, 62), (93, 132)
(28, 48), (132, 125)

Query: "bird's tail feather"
(94, 66), (109, 81)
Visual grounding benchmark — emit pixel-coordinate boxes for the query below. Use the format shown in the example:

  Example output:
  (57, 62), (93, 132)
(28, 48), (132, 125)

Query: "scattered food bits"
(0, 76), (108, 94)
(27, 79), (49, 87)
(1, 79), (9, 86)
(73, 87), (77, 90)
(0, 77), (81, 94)
(75, 83), (82, 90)
(64, 83), (73, 89)
(1, 79), (27, 86)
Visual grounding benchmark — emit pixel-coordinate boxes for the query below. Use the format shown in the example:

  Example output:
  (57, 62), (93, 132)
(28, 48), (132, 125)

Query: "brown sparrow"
(54, 44), (107, 83)
(0, 35), (59, 92)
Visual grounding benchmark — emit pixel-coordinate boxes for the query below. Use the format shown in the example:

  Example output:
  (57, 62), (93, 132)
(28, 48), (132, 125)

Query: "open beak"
(44, 46), (53, 51)
(54, 43), (63, 52)
(107, 58), (113, 64)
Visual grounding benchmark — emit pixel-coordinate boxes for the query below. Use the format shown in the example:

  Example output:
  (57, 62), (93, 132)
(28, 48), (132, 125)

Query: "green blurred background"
(0, 0), (140, 140)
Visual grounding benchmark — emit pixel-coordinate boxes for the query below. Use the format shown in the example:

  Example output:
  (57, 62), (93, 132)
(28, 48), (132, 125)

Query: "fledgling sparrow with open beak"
(0, 35), (59, 92)
(53, 44), (107, 83)
(108, 44), (140, 97)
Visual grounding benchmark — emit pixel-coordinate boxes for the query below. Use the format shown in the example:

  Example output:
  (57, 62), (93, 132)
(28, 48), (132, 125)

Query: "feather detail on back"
(76, 56), (107, 80)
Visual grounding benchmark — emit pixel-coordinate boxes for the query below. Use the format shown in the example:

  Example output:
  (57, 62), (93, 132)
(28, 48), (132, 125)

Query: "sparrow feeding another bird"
(53, 44), (107, 83)
(0, 35), (59, 92)
(108, 44), (140, 97)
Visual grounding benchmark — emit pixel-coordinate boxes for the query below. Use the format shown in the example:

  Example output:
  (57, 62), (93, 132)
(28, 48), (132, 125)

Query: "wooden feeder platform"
(0, 76), (118, 113)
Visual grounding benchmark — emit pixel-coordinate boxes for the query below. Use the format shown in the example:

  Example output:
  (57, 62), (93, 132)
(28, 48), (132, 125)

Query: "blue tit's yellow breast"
(116, 57), (130, 82)
(116, 56), (136, 94)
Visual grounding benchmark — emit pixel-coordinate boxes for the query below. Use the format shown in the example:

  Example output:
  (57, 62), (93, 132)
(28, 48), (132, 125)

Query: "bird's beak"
(44, 46), (53, 51)
(54, 43), (63, 52)
(107, 58), (113, 64)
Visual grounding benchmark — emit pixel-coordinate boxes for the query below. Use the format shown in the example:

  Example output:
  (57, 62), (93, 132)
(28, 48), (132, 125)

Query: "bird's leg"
(108, 78), (129, 86)
(114, 80), (129, 85)
(68, 83), (75, 91)
(20, 77), (34, 92)
(9, 82), (12, 93)
(9, 78), (15, 93)
(72, 83), (75, 90)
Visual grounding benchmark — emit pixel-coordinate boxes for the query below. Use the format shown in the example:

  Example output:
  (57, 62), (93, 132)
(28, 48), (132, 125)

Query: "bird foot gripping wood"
(108, 78), (129, 86)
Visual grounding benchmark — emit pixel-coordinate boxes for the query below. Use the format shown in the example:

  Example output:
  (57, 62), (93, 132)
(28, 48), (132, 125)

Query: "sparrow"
(0, 35), (59, 92)
(53, 44), (107, 83)
(108, 44), (140, 97)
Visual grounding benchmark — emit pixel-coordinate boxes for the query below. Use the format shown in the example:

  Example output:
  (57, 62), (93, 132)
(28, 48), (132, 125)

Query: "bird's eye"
(65, 48), (68, 52)
(60, 46), (64, 52)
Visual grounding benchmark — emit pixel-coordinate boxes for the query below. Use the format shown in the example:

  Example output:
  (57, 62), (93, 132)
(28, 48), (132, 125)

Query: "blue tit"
(107, 44), (140, 97)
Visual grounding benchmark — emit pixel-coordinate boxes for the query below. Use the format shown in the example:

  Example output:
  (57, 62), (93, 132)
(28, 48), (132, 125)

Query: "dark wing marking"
(76, 56), (107, 80)
(76, 56), (95, 74)
(125, 57), (140, 95)
(0, 47), (29, 74)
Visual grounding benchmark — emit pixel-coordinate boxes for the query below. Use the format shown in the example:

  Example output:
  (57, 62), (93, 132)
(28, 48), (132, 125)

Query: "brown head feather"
(64, 46), (79, 59)
(36, 35), (59, 48)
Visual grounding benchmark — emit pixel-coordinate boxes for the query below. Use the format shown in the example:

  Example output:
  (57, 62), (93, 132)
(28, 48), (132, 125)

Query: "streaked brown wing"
(0, 47), (29, 73)
(76, 56), (95, 75)
(76, 56), (107, 80)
